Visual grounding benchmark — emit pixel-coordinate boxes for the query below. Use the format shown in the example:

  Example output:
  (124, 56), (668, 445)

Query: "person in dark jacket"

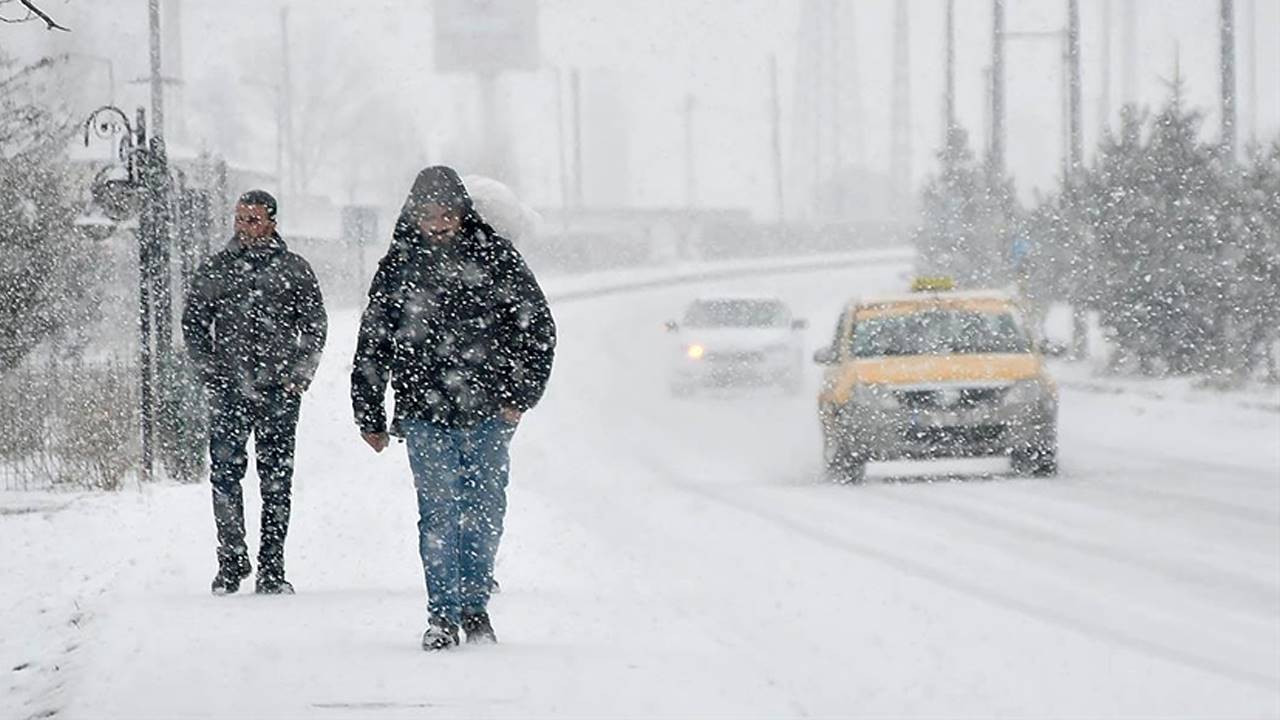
(182, 190), (327, 596)
(352, 167), (555, 650)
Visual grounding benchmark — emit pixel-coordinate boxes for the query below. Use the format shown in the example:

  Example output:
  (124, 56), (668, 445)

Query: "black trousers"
(208, 384), (301, 580)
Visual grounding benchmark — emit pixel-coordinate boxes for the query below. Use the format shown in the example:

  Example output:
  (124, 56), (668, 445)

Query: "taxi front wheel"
(1012, 443), (1058, 477)
(823, 431), (867, 485)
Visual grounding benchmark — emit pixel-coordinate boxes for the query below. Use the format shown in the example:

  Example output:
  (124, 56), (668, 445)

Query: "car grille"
(903, 424), (1007, 445)
(705, 351), (766, 364)
(894, 387), (1007, 410)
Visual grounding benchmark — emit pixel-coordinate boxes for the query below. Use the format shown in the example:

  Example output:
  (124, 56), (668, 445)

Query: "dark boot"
(211, 554), (251, 596)
(461, 611), (497, 644)
(254, 548), (292, 594)
(212, 483), (250, 587)
(421, 616), (460, 651)
(254, 576), (295, 595)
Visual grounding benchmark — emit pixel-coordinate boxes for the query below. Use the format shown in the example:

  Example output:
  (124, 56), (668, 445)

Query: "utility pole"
(148, 0), (166, 146)
(477, 73), (500, 178)
(555, 68), (570, 220)
(982, 66), (993, 159)
(890, 0), (912, 219)
(1099, 0), (1112, 135)
(769, 55), (785, 221)
(944, 0), (956, 145)
(1247, 0), (1257, 148)
(571, 68), (583, 208)
(683, 93), (696, 211)
(1220, 0), (1237, 158)
(146, 0), (178, 473)
(1121, 0), (1137, 108)
(843, 1), (865, 168)
(810, 0), (826, 205)
(280, 6), (295, 194)
(1067, 0), (1083, 180)
(134, 109), (155, 484)
(829, 0), (841, 171)
(1065, 0), (1088, 360)
(990, 0), (1005, 177)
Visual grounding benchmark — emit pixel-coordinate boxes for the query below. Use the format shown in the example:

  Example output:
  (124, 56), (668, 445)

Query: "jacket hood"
(400, 166), (473, 219)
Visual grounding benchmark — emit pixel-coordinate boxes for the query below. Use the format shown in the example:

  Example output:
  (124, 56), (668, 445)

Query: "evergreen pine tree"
(0, 56), (105, 374)
(915, 127), (1021, 288)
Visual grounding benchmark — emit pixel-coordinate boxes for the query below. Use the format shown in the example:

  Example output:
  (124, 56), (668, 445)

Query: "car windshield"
(683, 300), (788, 328)
(850, 308), (1031, 357)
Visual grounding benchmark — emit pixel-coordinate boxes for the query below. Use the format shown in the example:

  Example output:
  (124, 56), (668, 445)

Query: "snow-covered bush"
(0, 362), (138, 491)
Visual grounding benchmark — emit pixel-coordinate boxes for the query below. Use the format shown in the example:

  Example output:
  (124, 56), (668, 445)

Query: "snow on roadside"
(1, 250), (902, 720)
(1, 486), (195, 720)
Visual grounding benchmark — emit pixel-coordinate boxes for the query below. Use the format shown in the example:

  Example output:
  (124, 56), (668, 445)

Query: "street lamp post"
(83, 105), (171, 483)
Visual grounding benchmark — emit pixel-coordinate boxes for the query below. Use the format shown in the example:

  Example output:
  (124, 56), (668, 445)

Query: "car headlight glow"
(686, 344), (705, 360)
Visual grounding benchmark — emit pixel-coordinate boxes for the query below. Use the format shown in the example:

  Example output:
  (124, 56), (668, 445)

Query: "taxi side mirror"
(664, 320), (679, 333)
(812, 347), (839, 365)
(1037, 340), (1067, 357)
(791, 318), (809, 331)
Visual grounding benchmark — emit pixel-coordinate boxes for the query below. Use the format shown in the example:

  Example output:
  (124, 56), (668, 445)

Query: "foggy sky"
(8, 0), (1280, 218)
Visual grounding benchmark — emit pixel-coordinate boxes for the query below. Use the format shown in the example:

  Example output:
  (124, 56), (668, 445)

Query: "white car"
(665, 296), (807, 394)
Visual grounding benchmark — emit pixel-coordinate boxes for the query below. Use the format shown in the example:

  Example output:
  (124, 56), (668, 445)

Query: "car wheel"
(1012, 442), (1057, 477)
(823, 427), (867, 484)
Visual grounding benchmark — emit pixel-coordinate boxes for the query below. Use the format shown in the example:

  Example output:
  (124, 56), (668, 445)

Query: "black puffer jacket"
(182, 234), (328, 392)
(351, 210), (556, 433)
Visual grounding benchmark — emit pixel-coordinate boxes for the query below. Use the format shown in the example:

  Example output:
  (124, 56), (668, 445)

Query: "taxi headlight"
(686, 344), (705, 360)
(852, 384), (898, 410)
(1004, 379), (1044, 406)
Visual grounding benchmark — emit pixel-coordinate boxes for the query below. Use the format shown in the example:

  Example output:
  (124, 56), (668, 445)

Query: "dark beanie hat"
(401, 166), (472, 217)
(238, 189), (278, 219)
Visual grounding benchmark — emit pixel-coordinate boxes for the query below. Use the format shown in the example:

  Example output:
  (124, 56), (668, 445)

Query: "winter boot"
(421, 616), (460, 651)
(254, 576), (295, 595)
(255, 552), (293, 595)
(461, 611), (497, 644)
(211, 555), (252, 596)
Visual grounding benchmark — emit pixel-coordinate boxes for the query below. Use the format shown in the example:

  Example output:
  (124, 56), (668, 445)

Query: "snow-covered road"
(6, 261), (1279, 719)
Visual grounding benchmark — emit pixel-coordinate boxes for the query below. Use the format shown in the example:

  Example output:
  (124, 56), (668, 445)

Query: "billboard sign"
(434, 0), (540, 73)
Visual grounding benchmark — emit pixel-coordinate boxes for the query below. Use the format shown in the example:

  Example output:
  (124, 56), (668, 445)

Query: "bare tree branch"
(0, 0), (70, 31)
(20, 0), (69, 31)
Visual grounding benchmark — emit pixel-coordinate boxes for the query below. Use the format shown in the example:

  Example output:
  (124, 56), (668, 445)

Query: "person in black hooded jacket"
(351, 167), (555, 650)
(182, 190), (327, 597)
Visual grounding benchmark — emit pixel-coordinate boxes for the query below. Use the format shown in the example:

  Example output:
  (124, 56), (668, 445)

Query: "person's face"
(415, 203), (462, 241)
(234, 203), (276, 242)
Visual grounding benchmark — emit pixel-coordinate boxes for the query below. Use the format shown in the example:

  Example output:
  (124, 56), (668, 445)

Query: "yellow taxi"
(813, 278), (1058, 483)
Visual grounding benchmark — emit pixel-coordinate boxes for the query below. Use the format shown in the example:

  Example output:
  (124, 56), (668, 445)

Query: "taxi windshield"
(684, 300), (788, 328)
(850, 308), (1031, 357)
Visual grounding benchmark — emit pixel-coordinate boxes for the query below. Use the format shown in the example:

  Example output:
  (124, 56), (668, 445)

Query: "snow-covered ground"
(4, 260), (1279, 719)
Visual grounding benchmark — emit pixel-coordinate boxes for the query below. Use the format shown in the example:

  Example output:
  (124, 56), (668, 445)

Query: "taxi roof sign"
(911, 276), (955, 292)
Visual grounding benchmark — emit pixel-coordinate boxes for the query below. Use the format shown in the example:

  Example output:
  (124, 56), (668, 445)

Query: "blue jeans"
(402, 417), (514, 625)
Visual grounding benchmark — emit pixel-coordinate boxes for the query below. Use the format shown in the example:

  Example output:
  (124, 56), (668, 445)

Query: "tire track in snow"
(546, 258), (1279, 698)
(856, 479), (1280, 615)
(1078, 445), (1280, 524)
(626, 452), (1280, 694)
